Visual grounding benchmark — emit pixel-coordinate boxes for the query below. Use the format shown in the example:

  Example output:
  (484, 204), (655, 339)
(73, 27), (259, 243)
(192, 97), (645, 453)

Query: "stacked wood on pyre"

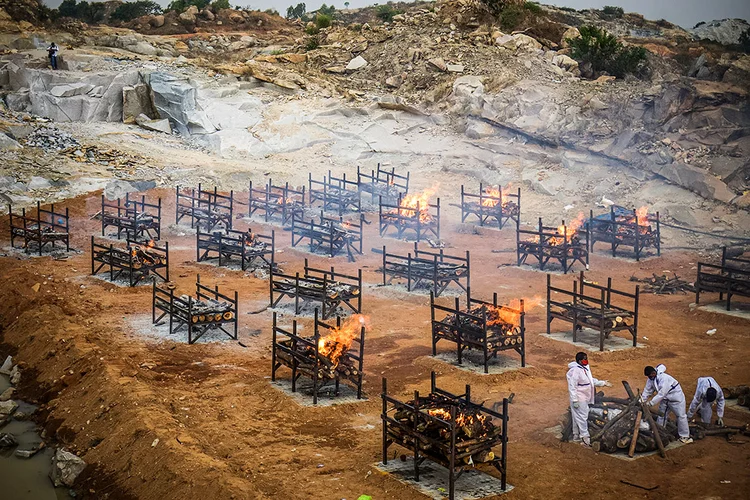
(182, 296), (235, 324)
(475, 185), (520, 218)
(244, 230), (269, 252)
(275, 315), (365, 380)
(629, 274), (696, 294)
(557, 300), (634, 333)
(128, 240), (164, 268)
(444, 303), (523, 348)
(390, 393), (501, 464)
(274, 278), (360, 301)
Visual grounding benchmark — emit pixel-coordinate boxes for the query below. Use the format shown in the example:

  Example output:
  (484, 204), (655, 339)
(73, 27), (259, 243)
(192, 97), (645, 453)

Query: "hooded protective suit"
(566, 361), (607, 441)
(641, 364), (690, 438)
(687, 376), (725, 423)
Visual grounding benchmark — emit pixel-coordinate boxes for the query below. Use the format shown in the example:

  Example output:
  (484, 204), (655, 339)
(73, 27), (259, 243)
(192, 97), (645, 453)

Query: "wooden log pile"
(558, 301), (633, 331)
(629, 274), (696, 294)
(129, 243), (163, 268)
(725, 385), (750, 408)
(443, 305), (521, 343)
(180, 296), (234, 323)
(390, 394), (501, 464)
(561, 382), (676, 456)
(275, 338), (360, 380)
(274, 279), (359, 300)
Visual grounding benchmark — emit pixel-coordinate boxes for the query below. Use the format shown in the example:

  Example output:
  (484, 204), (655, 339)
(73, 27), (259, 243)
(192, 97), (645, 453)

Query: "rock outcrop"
(148, 72), (215, 135)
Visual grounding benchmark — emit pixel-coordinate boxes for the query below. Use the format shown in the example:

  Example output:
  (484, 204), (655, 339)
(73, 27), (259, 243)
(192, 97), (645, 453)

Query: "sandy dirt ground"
(1, 185), (749, 500)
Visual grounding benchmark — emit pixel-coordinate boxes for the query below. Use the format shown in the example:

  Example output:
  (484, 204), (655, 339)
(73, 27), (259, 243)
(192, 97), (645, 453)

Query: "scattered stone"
(23, 127), (80, 152)
(9, 365), (20, 385)
(0, 355), (11, 375)
(27, 176), (52, 190)
(136, 114), (172, 134)
(16, 446), (43, 459)
(427, 57), (447, 72)
(0, 388), (13, 401)
(0, 133), (21, 150)
(346, 56), (368, 71)
(0, 433), (18, 447)
(446, 64), (464, 73)
(385, 75), (403, 88)
(50, 449), (87, 488)
(104, 180), (138, 201)
(0, 400), (18, 418)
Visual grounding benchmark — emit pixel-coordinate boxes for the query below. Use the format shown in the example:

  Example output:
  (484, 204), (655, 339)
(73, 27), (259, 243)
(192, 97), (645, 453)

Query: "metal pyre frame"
(270, 259), (362, 319)
(101, 194), (162, 240)
(271, 309), (365, 405)
(196, 228), (275, 271)
(431, 290), (525, 373)
(152, 275), (238, 344)
(381, 244), (470, 297)
(459, 184), (521, 230)
(8, 202), (70, 255)
(588, 206), (661, 261)
(381, 372), (509, 500)
(248, 179), (305, 226)
(291, 211), (364, 261)
(358, 164), (410, 205)
(91, 236), (169, 287)
(308, 171), (361, 215)
(516, 218), (589, 274)
(695, 247), (750, 311)
(175, 184), (234, 232)
(547, 272), (639, 351)
(379, 195), (440, 242)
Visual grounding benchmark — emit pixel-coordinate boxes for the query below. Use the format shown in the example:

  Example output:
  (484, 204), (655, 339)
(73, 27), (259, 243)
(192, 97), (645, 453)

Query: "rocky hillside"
(1, 0), (748, 208)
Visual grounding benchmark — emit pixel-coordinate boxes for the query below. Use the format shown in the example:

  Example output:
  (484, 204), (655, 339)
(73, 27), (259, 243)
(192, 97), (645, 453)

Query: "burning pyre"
(129, 240), (163, 268)
(391, 393), (501, 464)
(396, 185), (439, 222)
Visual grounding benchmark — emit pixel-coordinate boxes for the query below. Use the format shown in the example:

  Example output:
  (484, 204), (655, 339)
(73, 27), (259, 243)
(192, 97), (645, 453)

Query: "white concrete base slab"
(544, 425), (687, 461)
(726, 399), (750, 414)
(432, 351), (526, 375)
(376, 457), (513, 500)
(547, 328), (643, 352)
(693, 301), (750, 320)
(269, 377), (366, 407)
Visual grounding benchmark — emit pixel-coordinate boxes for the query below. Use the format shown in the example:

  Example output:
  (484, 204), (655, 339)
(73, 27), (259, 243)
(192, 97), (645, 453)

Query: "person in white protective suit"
(642, 364), (693, 444)
(687, 376), (725, 426)
(566, 351), (611, 446)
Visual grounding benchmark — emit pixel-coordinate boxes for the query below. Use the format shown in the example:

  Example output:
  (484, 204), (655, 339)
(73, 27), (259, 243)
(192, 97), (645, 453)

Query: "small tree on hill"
(286, 2), (306, 20)
(567, 25), (648, 78)
(110, 1), (162, 22)
(211, 0), (231, 10)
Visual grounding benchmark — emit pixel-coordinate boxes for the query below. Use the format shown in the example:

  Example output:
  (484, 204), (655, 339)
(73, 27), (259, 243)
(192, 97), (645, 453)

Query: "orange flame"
(478, 296), (544, 329)
(481, 183), (513, 208)
(317, 314), (369, 368)
(547, 212), (586, 245)
(398, 185), (439, 222)
(426, 407), (489, 429)
(635, 206), (649, 226)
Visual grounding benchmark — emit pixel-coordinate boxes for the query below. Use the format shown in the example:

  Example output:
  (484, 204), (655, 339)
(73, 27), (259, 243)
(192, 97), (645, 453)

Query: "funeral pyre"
(275, 314), (366, 380)
(441, 301), (532, 349)
(629, 274), (696, 294)
(181, 295), (235, 324)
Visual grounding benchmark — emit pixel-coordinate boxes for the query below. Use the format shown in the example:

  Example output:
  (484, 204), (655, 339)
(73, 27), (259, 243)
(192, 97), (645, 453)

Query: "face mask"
(648, 374), (656, 380)
(580, 359), (588, 366)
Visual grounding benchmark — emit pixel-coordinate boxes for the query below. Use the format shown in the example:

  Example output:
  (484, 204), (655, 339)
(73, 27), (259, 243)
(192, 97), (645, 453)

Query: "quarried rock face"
(148, 72), (215, 135)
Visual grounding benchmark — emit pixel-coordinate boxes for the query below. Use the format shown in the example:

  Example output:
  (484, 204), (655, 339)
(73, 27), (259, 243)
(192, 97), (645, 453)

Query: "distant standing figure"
(687, 376), (725, 426)
(566, 351), (611, 446)
(642, 364), (693, 444)
(47, 42), (59, 70)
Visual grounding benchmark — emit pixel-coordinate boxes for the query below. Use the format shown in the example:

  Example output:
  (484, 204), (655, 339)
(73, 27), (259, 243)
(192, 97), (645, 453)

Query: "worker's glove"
(573, 402), (579, 409)
(717, 417), (724, 426)
(686, 412), (694, 421)
(602, 380), (613, 387)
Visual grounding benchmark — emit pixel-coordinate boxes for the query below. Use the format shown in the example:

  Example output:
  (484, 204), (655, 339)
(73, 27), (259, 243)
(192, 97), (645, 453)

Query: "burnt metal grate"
(8, 202), (71, 255)
(91, 236), (169, 287)
(176, 184), (234, 232)
(100, 193), (161, 240)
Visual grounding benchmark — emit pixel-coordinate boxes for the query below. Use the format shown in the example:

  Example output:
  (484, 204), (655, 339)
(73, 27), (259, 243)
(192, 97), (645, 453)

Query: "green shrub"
(318, 3), (335, 17)
(481, 0), (525, 16)
(499, 5), (524, 31)
(316, 13), (331, 29)
(264, 9), (279, 16)
(567, 25), (648, 78)
(211, 0), (231, 10)
(602, 5), (624, 18)
(166, 0), (210, 12)
(376, 4), (401, 22)
(110, 1), (162, 22)
(305, 24), (319, 35)
(305, 35), (320, 51)
(524, 2), (542, 15)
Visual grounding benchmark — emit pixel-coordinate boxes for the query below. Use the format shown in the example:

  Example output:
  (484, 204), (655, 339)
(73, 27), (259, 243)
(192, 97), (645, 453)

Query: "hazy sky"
(41, 0), (750, 29)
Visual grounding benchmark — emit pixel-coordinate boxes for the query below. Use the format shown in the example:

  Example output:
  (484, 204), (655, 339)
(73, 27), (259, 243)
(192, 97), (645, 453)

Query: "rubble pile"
(23, 127), (80, 152)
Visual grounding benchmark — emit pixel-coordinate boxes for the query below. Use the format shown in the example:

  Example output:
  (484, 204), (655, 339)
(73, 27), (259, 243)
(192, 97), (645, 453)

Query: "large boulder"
(122, 83), (157, 124)
(722, 55), (750, 90)
(50, 449), (87, 488)
(148, 72), (215, 135)
(136, 114), (172, 134)
(0, 133), (21, 150)
(690, 19), (750, 45)
(148, 15), (165, 28)
(179, 5), (198, 24)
